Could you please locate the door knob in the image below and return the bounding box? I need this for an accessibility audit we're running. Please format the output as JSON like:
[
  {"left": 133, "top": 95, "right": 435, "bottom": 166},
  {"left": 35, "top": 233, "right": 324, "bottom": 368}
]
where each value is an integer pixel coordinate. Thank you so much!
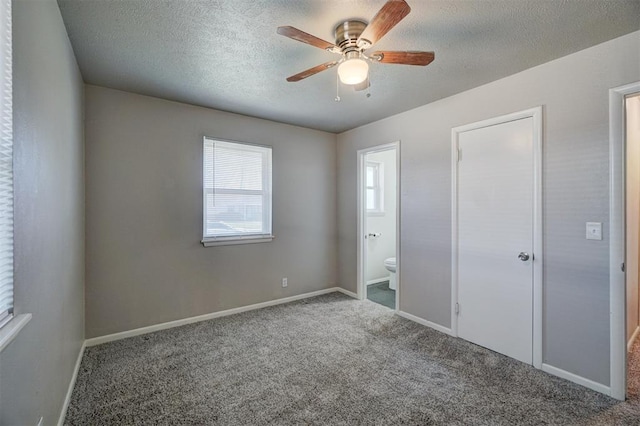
[{"left": 518, "top": 252, "right": 530, "bottom": 261}]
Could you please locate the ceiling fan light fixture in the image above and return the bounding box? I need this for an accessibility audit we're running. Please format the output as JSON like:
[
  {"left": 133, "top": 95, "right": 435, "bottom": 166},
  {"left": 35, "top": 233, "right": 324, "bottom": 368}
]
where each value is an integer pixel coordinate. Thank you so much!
[{"left": 337, "top": 57, "right": 369, "bottom": 85}]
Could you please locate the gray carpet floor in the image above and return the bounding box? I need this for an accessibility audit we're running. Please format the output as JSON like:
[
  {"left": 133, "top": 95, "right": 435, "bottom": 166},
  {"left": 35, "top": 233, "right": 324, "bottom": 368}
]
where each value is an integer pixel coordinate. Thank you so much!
[
  {"left": 366, "top": 281, "right": 395, "bottom": 309},
  {"left": 66, "top": 293, "right": 640, "bottom": 425}
]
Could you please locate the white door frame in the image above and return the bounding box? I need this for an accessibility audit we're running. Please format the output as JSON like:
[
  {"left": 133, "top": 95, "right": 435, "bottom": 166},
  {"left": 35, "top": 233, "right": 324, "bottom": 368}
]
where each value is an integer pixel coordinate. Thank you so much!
[
  {"left": 451, "top": 107, "right": 543, "bottom": 369},
  {"left": 357, "top": 141, "right": 401, "bottom": 310},
  {"left": 609, "top": 81, "right": 640, "bottom": 400}
]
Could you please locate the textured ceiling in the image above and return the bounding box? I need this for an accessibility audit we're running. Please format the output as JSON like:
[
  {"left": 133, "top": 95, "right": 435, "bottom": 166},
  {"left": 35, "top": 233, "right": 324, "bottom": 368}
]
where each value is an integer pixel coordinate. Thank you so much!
[{"left": 57, "top": 0, "right": 640, "bottom": 133}]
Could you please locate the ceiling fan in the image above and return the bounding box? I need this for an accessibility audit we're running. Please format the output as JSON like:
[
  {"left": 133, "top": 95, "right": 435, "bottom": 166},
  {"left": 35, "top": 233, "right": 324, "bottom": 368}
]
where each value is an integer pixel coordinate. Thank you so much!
[{"left": 277, "top": 0, "right": 434, "bottom": 90}]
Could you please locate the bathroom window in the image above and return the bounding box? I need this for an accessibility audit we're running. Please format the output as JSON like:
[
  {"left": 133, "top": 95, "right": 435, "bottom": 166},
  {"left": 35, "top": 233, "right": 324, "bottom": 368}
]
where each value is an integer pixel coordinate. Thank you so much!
[
  {"left": 202, "top": 138, "right": 273, "bottom": 247},
  {"left": 366, "top": 161, "right": 384, "bottom": 215}
]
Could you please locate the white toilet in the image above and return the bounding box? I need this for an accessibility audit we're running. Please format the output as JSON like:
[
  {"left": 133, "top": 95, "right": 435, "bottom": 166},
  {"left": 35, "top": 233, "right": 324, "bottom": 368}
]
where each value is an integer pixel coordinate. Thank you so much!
[{"left": 384, "top": 257, "right": 396, "bottom": 290}]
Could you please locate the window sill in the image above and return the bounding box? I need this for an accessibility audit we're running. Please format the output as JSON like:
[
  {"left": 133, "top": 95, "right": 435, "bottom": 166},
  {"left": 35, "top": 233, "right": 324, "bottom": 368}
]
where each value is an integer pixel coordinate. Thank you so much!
[
  {"left": 0, "top": 313, "right": 32, "bottom": 353},
  {"left": 201, "top": 235, "right": 275, "bottom": 247}
]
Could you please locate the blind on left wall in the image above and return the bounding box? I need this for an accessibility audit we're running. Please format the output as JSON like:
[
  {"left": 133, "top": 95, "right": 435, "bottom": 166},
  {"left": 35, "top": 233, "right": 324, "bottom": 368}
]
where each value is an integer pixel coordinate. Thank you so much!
[{"left": 0, "top": 0, "right": 14, "bottom": 328}]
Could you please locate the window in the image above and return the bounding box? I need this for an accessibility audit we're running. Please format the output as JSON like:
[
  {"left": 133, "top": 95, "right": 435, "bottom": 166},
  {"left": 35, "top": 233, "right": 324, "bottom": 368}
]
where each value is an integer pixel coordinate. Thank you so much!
[
  {"left": 202, "top": 138, "right": 273, "bottom": 247},
  {"left": 366, "top": 161, "right": 384, "bottom": 215},
  {"left": 0, "top": 0, "right": 14, "bottom": 329}
]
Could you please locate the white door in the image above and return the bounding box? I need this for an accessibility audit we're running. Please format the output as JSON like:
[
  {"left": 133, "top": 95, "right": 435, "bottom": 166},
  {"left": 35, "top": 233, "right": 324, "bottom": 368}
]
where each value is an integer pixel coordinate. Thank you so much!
[{"left": 457, "top": 117, "right": 534, "bottom": 364}]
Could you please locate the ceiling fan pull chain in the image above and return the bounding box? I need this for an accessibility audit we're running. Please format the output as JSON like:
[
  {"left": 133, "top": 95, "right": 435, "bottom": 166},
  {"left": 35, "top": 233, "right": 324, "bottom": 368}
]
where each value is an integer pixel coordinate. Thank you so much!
[{"left": 335, "top": 72, "right": 341, "bottom": 102}]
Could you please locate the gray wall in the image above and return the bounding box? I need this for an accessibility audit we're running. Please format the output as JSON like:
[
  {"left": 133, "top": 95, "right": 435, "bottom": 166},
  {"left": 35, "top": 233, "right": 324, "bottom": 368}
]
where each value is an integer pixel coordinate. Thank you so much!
[
  {"left": 0, "top": 0, "right": 85, "bottom": 424},
  {"left": 85, "top": 86, "right": 337, "bottom": 338},
  {"left": 337, "top": 31, "right": 640, "bottom": 386}
]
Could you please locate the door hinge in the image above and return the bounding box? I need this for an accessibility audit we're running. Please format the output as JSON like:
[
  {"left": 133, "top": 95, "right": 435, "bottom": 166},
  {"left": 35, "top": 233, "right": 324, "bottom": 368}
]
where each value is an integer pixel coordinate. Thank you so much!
[
  {"left": 455, "top": 302, "right": 460, "bottom": 315},
  {"left": 622, "top": 262, "right": 625, "bottom": 272},
  {"left": 457, "top": 148, "right": 462, "bottom": 162}
]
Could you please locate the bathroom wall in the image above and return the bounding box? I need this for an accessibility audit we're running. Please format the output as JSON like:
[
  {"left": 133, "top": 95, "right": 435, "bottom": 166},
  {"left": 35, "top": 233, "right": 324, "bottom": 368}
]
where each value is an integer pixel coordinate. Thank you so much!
[
  {"left": 627, "top": 94, "right": 640, "bottom": 343},
  {"left": 365, "top": 149, "right": 397, "bottom": 283},
  {"left": 337, "top": 31, "right": 640, "bottom": 387}
]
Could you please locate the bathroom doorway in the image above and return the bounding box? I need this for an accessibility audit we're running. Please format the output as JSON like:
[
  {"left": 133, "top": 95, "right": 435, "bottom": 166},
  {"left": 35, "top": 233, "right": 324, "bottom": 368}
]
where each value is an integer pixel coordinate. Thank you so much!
[
  {"left": 357, "top": 142, "right": 400, "bottom": 310},
  {"left": 624, "top": 92, "right": 640, "bottom": 400},
  {"left": 610, "top": 81, "right": 640, "bottom": 400}
]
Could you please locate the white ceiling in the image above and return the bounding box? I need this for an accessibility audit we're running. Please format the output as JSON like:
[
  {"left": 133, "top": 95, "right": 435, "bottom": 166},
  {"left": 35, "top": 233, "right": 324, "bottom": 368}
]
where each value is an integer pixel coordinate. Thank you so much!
[{"left": 57, "top": 0, "right": 640, "bottom": 133}]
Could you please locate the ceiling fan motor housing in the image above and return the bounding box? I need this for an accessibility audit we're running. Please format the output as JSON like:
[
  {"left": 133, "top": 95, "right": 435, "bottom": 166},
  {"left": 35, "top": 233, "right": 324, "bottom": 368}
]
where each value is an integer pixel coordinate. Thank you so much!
[{"left": 334, "top": 20, "right": 368, "bottom": 53}]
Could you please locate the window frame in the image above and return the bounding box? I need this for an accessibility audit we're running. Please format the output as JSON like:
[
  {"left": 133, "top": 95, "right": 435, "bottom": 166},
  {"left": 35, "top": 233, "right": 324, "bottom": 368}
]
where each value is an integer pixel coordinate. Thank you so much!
[
  {"left": 201, "top": 137, "right": 274, "bottom": 247},
  {"left": 0, "top": 0, "right": 30, "bottom": 353},
  {"left": 365, "top": 161, "right": 385, "bottom": 216},
  {"left": 0, "top": 0, "right": 13, "bottom": 329}
]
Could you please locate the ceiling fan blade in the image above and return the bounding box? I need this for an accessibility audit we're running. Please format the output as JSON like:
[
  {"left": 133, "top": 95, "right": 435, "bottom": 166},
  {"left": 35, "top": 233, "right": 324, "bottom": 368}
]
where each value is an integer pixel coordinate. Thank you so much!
[
  {"left": 357, "top": 0, "right": 411, "bottom": 49},
  {"left": 370, "top": 51, "right": 435, "bottom": 66},
  {"left": 277, "top": 26, "right": 338, "bottom": 51},
  {"left": 286, "top": 61, "right": 339, "bottom": 82}
]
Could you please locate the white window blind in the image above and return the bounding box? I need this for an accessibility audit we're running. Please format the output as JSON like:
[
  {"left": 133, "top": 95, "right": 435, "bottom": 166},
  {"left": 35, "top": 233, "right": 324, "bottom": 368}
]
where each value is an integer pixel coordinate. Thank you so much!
[
  {"left": 202, "top": 138, "right": 272, "bottom": 246},
  {"left": 0, "top": 0, "right": 14, "bottom": 328}
]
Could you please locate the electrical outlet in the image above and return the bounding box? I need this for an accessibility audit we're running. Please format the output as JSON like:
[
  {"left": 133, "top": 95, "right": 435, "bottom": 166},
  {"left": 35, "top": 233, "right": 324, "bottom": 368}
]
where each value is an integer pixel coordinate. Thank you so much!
[
  {"left": 586, "top": 222, "right": 602, "bottom": 240},
  {"left": 282, "top": 278, "right": 288, "bottom": 288}
]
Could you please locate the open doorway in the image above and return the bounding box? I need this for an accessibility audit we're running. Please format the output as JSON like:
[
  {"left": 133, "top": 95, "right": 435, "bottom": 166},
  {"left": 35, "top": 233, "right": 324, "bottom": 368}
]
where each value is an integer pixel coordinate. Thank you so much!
[
  {"left": 626, "top": 93, "right": 640, "bottom": 400},
  {"left": 610, "top": 81, "right": 640, "bottom": 400},
  {"left": 357, "top": 142, "right": 399, "bottom": 310}
]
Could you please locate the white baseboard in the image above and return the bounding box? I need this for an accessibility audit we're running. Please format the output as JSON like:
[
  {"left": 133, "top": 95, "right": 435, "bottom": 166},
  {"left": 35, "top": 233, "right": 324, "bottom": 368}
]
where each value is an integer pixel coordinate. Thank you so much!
[
  {"left": 397, "top": 309, "right": 611, "bottom": 396},
  {"left": 628, "top": 326, "right": 640, "bottom": 352},
  {"left": 366, "top": 277, "right": 389, "bottom": 286},
  {"left": 336, "top": 287, "right": 358, "bottom": 299},
  {"left": 58, "top": 340, "right": 86, "bottom": 426},
  {"left": 75, "top": 287, "right": 614, "bottom": 403},
  {"left": 85, "top": 287, "right": 341, "bottom": 347},
  {"left": 396, "top": 310, "right": 454, "bottom": 336},
  {"left": 541, "top": 363, "right": 611, "bottom": 395}
]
